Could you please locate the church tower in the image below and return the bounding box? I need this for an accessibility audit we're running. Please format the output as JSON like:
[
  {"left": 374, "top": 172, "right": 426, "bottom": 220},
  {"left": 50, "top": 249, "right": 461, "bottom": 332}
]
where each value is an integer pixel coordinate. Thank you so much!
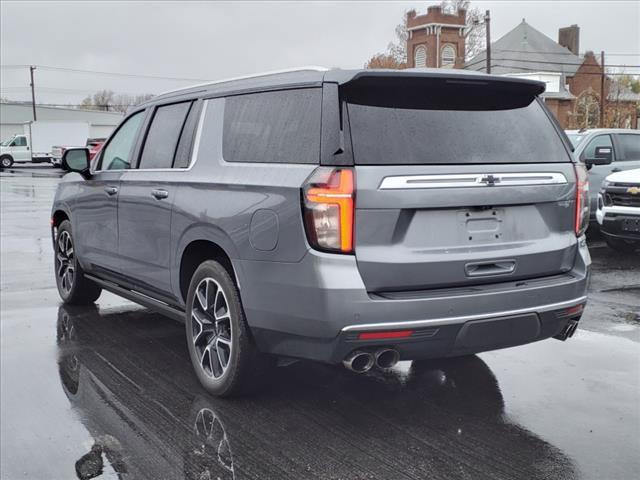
[{"left": 406, "top": 4, "right": 467, "bottom": 69}]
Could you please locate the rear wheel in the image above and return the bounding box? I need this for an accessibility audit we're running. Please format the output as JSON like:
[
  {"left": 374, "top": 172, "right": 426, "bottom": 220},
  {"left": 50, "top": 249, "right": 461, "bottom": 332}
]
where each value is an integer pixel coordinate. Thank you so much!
[
  {"left": 1, "top": 155, "right": 13, "bottom": 168},
  {"left": 605, "top": 237, "right": 639, "bottom": 252},
  {"left": 185, "top": 260, "right": 271, "bottom": 397},
  {"left": 54, "top": 220, "right": 102, "bottom": 304}
]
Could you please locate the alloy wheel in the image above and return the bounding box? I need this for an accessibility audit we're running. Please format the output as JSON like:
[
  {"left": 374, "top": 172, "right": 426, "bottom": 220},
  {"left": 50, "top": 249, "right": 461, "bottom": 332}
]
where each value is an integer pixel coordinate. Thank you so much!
[
  {"left": 56, "top": 230, "right": 75, "bottom": 294},
  {"left": 191, "top": 278, "right": 233, "bottom": 379}
]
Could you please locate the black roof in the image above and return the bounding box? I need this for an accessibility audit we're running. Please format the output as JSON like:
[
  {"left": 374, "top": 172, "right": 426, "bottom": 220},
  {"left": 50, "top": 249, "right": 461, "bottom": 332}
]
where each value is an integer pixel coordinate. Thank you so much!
[{"left": 139, "top": 67, "right": 546, "bottom": 109}]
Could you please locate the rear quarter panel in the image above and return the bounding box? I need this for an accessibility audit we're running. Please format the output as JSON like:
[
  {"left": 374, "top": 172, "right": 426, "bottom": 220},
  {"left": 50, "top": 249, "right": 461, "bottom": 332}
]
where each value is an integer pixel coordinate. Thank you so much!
[{"left": 169, "top": 98, "right": 316, "bottom": 303}]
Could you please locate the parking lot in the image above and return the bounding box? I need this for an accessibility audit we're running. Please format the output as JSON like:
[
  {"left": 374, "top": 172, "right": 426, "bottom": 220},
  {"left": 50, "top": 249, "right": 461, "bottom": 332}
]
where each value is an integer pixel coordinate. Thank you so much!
[{"left": 1, "top": 169, "right": 638, "bottom": 480}]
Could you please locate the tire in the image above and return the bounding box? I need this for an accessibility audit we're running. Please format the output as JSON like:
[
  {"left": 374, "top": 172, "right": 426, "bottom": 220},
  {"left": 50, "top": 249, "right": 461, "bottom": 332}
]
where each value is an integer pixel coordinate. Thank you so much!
[
  {"left": 605, "top": 237, "right": 639, "bottom": 252},
  {"left": 54, "top": 220, "right": 102, "bottom": 305},
  {"left": 1, "top": 155, "right": 13, "bottom": 169},
  {"left": 185, "top": 260, "right": 271, "bottom": 397}
]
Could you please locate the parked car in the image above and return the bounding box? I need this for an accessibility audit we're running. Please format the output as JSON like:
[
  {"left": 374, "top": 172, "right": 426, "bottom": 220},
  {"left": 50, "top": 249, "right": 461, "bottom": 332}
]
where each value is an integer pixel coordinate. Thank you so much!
[
  {"left": 0, "top": 121, "right": 89, "bottom": 168},
  {"left": 596, "top": 168, "right": 640, "bottom": 251},
  {"left": 566, "top": 129, "right": 640, "bottom": 222},
  {"left": 86, "top": 138, "right": 106, "bottom": 161},
  {"left": 52, "top": 68, "right": 591, "bottom": 396}
]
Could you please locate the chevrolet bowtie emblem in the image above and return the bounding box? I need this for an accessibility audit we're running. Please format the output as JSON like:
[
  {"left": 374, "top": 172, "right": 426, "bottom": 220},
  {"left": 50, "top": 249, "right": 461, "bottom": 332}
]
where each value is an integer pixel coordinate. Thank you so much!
[
  {"left": 480, "top": 174, "right": 500, "bottom": 186},
  {"left": 627, "top": 186, "right": 640, "bottom": 195}
]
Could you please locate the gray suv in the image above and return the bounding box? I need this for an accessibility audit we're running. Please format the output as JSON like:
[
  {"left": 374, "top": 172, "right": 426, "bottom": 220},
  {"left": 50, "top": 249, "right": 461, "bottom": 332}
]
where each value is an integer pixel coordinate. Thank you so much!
[{"left": 52, "top": 68, "right": 591, "bottom": 396}]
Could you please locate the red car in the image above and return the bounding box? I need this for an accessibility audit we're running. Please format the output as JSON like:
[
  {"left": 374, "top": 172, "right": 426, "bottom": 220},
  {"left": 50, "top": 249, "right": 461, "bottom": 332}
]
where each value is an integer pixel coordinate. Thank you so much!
[{"left": 87, "top": 139, "right": 104, "bottom": 161}]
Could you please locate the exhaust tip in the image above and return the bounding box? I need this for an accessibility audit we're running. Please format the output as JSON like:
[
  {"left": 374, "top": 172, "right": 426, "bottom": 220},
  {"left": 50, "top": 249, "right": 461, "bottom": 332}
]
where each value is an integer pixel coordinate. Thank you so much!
[
  {"left": 343, "top": 351, "right": 374, "bottom": 373},
  {"left": 374, "top": 348, "right": 400, "bottom": 369}
]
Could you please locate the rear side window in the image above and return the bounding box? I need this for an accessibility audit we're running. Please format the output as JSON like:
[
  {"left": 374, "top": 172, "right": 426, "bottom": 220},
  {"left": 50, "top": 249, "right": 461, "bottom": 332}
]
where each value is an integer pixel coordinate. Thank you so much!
[
  {"left": 139, "top": 102, "right": 192, "bottom": 169},
  {"left": 347, "top": 100, "right": 570, "bottom": 164},
  {"left": 616, "top": 134, "right": 640, "bottom": 161},
  {"left": 223, "top": 89, "right": 321, "bottom": 164}
]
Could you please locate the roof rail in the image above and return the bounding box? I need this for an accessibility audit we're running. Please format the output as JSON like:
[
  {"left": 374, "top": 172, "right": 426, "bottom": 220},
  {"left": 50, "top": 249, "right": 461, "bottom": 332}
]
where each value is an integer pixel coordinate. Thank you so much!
[{"left": 153, "top": 66, "right": 330, "bottom": 99}]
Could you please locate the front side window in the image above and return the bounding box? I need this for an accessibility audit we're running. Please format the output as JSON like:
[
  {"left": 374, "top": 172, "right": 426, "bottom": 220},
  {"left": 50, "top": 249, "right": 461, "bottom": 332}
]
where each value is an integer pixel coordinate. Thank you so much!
[
  {"left": 615, "top": 134, "right": 640, "bottom": 161},
  {"left": 100, "top": 111, "right": 144, "bottom": 170},
  {"left": 581, "top": 135, "right": 615, "bottom": 162},
  {"left": 139, "top": 102, "right": 192, "bottom": 169},
  {"left": 222, "top": 89, "right": 321, "bottom": 164},
  {"left": 13, "top": 136, "right": 27, "bottom": 147}
]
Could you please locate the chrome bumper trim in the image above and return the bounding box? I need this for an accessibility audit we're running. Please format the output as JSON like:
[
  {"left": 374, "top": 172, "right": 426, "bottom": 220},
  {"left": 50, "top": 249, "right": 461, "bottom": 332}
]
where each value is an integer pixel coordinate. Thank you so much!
[{"left": 341, "top": 295, "right": 588, "bottom": 332}]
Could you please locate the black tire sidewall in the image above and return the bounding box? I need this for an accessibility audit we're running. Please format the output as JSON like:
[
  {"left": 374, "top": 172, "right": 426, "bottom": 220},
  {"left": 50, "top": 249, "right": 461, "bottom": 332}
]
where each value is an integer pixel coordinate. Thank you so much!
[
  {"left": 54, "top": 220, "right": 101, "bottom": 304},
  {"left": 185, "top": 260, "right": 248, "bottom": 396}
]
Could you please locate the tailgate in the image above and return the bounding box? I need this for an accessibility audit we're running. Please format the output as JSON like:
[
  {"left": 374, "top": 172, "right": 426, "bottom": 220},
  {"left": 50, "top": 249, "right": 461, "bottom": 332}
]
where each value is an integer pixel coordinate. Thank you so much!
[
  {"left": 354, "top": 164, "right": 577, "bottom": 291},
  {"left": 339, "top": 72, "right": 577, "bottom": 292}
]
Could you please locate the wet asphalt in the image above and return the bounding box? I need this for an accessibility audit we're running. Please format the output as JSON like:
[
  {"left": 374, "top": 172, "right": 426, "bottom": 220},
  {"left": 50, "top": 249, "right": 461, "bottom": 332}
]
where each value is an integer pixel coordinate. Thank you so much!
[{"left": 1, "top": 169, "right": 639, "bottom": 480}]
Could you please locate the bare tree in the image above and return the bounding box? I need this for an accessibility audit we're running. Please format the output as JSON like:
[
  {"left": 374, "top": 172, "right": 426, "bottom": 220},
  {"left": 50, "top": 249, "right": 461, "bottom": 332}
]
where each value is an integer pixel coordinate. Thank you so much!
[
  {"left": 365, "top": 10, "right": 410, "bottom": 69},
  {"left": 79, "top": 90, "right": 154, "bottom": 112},
  {"left": 442, "top": 0, "right": 486, "bottom": 61}
]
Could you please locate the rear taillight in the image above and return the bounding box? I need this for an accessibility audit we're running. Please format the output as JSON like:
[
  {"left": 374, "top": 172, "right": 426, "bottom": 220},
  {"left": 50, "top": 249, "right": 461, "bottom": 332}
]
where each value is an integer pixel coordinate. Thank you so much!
[
  {"left": 574, "top": 163, "right": 589, "bottom": 237},
  {"left": 302, "top": 167, "right": 354, "bottom": 254}
]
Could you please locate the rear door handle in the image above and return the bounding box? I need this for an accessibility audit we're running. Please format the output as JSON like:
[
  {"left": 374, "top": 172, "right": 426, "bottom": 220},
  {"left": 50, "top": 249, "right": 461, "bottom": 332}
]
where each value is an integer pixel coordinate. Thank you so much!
[
  {"left": 151, "top": 189, "right": 169, "bottom": 200},
  {"left": 104, "top": 186, "right": 118, "bottom": 196}
]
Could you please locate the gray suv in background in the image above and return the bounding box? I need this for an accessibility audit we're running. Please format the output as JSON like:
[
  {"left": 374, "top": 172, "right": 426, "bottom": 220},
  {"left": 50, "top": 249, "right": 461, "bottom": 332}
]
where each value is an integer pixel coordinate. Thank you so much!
[{"left": 52, "top": 68, "right": 591, "bottom": 396}]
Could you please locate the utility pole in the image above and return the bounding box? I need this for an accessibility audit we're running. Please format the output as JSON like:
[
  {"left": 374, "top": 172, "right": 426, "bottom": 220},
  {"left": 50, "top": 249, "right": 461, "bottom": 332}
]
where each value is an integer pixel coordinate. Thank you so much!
[
  {"left": 29, "top": 65, "right": 37, "bottom": 121},
  {"left": 485, "top": 10, "right": 491, "bottom": 74},
  {"left": 600, "top": 51, "right": 605, "bottom": 128}
]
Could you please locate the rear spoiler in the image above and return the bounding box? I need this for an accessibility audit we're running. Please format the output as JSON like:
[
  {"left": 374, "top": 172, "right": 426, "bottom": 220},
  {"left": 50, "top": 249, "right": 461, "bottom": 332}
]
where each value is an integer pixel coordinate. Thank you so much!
[{"left": 326, "top": 70, "right": 546, "bottom": 111}]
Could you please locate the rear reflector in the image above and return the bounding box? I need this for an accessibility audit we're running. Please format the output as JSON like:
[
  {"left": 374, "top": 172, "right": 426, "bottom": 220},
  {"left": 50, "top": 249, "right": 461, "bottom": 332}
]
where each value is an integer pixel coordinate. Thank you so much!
[
  {"left": 564, "top": 304, "right": 584, "bottom": 317},
  {"left": 358, "top": 330, "right": 414, "bottom": 340}
]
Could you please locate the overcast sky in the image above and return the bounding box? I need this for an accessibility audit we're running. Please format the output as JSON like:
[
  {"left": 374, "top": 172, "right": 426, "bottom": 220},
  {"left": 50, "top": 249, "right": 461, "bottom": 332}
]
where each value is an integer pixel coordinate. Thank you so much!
[{"left": 1, "top": 1, "right": 639, "bottom": 105}]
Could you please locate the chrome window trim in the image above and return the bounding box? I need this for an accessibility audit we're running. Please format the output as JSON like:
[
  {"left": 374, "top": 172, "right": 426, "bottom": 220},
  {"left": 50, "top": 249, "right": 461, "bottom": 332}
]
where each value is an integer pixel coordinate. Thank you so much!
[
  {"left": 341, "top": 296, "right": 587, "bottom": 332},
  {"left": 94, "top": 100, "right": 208, "bottom": 173},
  {"left": 378, "top": 172, "right": 568, "bottom": 190}
]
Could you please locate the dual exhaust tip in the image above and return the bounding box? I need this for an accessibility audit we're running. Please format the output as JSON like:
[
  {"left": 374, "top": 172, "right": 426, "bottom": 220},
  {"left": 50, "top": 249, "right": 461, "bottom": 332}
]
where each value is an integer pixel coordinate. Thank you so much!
[{"left": 343, "top": 348, "right": 400, "bottom": 373}]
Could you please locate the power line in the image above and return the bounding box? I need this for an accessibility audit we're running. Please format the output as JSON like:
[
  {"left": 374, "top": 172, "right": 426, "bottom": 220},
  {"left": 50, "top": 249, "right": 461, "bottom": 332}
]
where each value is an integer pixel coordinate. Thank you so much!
[
  {"left": 492, "top": 49, "right": 640, "bottom": 57},
  {"left": 488, "top": 64, "right": 640, "bottom": 76},
  {"left": 0, "top": 64, "right": 209, "bottom": 82},
  {"left": 465, "top": 56, "right": 640, "bottom": 70}
]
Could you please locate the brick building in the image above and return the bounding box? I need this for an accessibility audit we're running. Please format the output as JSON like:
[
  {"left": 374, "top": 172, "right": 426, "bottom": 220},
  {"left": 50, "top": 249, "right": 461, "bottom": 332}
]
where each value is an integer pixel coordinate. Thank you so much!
[
  {"left": 406, "top": 5, "right": 467, "bottom": 69},
  {"left": 405, "top": 5, "right": 639, "bottom": 129}
]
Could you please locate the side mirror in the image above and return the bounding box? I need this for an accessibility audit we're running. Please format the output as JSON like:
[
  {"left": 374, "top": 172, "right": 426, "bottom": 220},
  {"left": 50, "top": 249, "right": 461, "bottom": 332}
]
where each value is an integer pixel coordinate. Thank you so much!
[
  {"left": 584, "top": 146, "right": 613, "bottom": 167},
  {"left": 62, "top": 148, "right": 91, "bottom": 175}
]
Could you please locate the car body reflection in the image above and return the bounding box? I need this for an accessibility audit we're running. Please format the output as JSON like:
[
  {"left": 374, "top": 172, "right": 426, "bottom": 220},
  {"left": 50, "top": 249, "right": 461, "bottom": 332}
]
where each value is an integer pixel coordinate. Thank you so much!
[{"left": 56, "top": 305, "right": 577, "bottom": 480}]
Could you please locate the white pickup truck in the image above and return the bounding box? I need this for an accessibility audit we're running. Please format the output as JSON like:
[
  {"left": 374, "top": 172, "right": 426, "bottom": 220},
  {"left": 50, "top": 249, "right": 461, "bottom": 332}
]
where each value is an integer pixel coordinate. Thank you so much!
[
  {"left": 596, "top": 168, "right": 640, "bottom": 252},
  {"left": 0, "top": 121, "right": 89, "bottom": 168}
]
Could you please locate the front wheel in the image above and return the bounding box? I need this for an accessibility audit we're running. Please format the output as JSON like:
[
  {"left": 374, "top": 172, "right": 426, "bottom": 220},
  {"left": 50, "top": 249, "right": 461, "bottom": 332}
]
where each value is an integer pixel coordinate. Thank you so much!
[
  {"left": 185, "top": 260, "right": 271, "bottom": 397},
  {"left": 54, "top": 220, "right": 102, "bottom": 304},
  {"left": 1, "top": 155, "right": 13, "bottom": 169}
]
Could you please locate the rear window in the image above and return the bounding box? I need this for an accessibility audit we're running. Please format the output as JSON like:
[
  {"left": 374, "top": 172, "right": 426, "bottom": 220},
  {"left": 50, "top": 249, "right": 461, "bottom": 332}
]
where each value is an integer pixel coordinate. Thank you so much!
[
  {"left": 347, "top": 100, "right": 570, "bottom": 165},
  {"left": 223, "top": 88, "right": 321, "bottom": 164}
]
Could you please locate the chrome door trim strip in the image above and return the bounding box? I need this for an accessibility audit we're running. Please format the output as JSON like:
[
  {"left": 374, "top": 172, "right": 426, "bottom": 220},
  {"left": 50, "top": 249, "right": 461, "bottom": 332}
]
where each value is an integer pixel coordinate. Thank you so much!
[
  {"left": 378, "top": 172, "right": 568, "bottom": 190},
  {"left": 341, "top": 296, "right": 587, "bottom": 332}
]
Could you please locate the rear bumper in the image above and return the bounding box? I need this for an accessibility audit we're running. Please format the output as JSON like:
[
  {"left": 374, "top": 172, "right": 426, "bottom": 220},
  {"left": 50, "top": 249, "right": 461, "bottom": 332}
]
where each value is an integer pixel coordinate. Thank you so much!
[{"left": 235, "top": 239, "right": 591, "bottom": 364}]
